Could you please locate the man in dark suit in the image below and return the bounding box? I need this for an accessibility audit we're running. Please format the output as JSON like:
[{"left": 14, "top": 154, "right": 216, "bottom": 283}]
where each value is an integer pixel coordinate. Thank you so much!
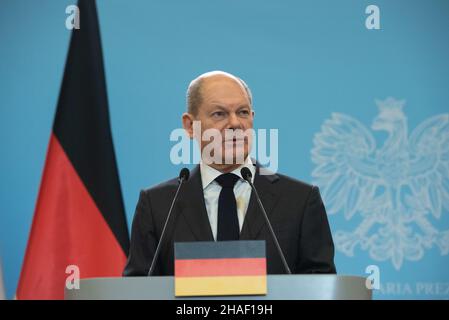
[{"left": 123, "top": 71, "right": 336, "bottom": 276}]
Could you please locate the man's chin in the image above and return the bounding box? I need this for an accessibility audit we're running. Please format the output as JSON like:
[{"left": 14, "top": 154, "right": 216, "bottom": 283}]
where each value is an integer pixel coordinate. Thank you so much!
[
  {"left": 221, "top": 153, "right": 248, "bottom": 166},
  {"left": 201, "top": 155, "right": 248, "bottom": 166},
  {"left": 200, "top": 143, "right": 249, "bottom": 166}
]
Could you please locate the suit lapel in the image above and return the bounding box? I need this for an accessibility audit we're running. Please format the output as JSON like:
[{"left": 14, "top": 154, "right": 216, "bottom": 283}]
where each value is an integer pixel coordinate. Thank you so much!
[
  {"left": 177, "top": 163, "right": 280, "bottom": 241},
  {"left": 240, "top": 164, "right": 280, "bottom": 240},
  {"left": 178, "top": 165, "right": 214, "bottom": 241}
]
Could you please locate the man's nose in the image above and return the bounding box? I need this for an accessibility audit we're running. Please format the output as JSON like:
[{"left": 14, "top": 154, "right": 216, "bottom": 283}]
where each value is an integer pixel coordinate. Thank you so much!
[{"left": 227, "top": 112, "right": 242, "bottom": 129}]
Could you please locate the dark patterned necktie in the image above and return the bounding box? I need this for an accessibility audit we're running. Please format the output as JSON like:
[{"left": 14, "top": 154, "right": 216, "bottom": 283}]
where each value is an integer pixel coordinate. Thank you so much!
[{"left": 215, "top": 173, "right": 240, "bottom": 241}]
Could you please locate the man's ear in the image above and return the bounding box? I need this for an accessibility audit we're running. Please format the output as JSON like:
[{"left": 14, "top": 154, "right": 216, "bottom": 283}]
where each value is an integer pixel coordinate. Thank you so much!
[{"left": 182, "top": 112, "right": 194, "bottom": 138}]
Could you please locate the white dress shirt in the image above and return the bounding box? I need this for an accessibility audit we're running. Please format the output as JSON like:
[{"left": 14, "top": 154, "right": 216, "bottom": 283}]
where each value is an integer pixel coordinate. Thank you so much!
[{"left": 200, "top": 157, "right": 256, "bottom": 241}]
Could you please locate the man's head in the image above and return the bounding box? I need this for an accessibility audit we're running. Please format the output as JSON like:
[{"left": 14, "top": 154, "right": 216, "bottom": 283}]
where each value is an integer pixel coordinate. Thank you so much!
[{"left": 182, "top": 71, "right": 254, "bottom": 172}]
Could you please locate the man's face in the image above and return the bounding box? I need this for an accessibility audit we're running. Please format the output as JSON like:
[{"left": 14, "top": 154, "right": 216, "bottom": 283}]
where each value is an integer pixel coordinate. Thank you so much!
[{"left": 186, "top": 75, "right": 254, "bottom": 168}]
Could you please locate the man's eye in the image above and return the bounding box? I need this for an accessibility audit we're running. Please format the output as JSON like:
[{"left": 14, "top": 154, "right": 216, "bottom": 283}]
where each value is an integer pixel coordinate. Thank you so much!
[
  {"left": 212, "top": 111, "right": 226, "bottom": 118},
  {"left": 239, "top": 110, "right": 250, "bottom": 116}
]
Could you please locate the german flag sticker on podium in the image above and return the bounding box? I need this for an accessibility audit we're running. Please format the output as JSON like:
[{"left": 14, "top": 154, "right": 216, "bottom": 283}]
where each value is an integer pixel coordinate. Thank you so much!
[{"left": 174, "top": 240, "right": 267, "bottom": 297}]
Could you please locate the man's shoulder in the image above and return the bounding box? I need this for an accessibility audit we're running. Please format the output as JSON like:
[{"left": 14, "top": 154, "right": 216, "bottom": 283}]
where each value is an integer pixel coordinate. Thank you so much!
[
  {"left": 277, "top": 172, "right": 313, "bottom": 187},
  {"left": 140, "top": 177, "right": 179, "bottom": 198},
  {"left": 260, "top": 169, "right": 316, "bottom": 195},
  {"left": 140, "top": 168, "right": 317, "bottom": 197}
]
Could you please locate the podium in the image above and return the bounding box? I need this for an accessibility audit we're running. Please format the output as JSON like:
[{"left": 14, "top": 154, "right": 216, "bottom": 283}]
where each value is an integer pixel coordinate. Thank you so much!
[{"left": 65, "top": 275, "right": 372, "bottom": 300}]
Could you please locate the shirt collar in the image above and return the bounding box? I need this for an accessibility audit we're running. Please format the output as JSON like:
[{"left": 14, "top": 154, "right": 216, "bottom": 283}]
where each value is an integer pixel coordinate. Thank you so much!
[{"left": 200, "top": 157, "right": 256, "bottom": 190}]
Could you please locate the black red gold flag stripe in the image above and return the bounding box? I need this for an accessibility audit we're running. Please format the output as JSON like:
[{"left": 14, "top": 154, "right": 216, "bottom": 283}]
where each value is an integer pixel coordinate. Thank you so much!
[
  {"left": 16, "top": 0, "right": 129, "bottom": 299},
  {"left": 175, "top": 241, "right": 267, "bottom": 297}
]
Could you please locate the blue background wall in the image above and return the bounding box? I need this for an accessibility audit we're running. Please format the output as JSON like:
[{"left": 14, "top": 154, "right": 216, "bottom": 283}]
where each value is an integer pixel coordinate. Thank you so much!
[{"left": 1, "top": 0, "right": 448, "bottom": 299}]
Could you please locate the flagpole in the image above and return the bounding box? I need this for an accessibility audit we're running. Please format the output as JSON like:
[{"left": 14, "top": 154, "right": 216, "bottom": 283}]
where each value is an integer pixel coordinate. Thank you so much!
[{"left": 0, "top": 256, "right": 6, "bottom": 300}]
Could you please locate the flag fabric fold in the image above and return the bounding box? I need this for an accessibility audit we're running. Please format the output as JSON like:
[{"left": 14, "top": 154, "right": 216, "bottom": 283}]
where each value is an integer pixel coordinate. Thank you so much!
[{"left": 17, "top": 0, "right": 129, "bottom": 300}]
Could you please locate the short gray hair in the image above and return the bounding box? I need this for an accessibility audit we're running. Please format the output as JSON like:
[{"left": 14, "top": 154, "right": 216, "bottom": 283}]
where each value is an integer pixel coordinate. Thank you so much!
[{"left": 186, "top": 71, "right": 253, "bottom": 116}]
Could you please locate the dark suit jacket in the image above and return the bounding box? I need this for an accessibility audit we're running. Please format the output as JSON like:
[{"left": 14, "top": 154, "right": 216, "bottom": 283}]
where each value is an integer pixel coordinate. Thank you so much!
[{"left": 123, "top": 163, "right": 336, "bottom": 276}]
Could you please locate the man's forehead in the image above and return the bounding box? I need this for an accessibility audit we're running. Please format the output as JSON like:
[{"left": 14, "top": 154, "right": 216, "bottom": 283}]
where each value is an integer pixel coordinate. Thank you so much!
[
  {"left": 202, "top": 74, "right": 242, "bottom": 88},
  {"left": 201, "top": 75, "right": 248, "bottom": 99}
]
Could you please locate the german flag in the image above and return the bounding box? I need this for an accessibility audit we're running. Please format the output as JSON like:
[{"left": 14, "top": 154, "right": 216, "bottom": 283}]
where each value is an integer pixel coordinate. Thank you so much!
[
  {"left": 175, "top": 241, "right": 267, "bottom": 297},
  {"left": 16, "top": 0, "right": 129, "bottom": 299}
]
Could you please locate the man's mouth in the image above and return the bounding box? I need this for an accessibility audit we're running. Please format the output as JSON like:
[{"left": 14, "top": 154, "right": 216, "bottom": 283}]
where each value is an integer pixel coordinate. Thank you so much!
[{"left": 224, "top": 138, "right": 245, "bottom": 143}]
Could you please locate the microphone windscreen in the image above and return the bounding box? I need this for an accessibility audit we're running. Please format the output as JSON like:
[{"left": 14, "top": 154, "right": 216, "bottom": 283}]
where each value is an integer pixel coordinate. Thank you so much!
[
  {"left": 179, "top": 168, "right": 190, "bottom": 182},
  {"left": 240, "top": 167, "right": 252, "bottom": 181}
]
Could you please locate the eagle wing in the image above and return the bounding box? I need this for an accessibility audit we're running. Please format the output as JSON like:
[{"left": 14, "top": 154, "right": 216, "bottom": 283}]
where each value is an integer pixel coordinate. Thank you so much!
[{"left": 312, "top": 113, "right": 382, "bottom": 219}]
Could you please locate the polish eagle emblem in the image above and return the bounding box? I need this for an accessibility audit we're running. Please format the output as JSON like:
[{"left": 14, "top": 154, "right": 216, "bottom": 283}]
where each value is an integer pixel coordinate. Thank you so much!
[{"left": 311, "top": 98, "right": 449, "bottom": 269}]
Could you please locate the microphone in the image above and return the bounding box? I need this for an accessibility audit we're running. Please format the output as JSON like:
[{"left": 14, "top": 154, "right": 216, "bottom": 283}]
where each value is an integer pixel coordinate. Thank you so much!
[
  {"left": 240, "top": 167, "right": 292, "bottom": 274},
  {"left": 147, "top": 168, "right": 190, "bottom": 276}
]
